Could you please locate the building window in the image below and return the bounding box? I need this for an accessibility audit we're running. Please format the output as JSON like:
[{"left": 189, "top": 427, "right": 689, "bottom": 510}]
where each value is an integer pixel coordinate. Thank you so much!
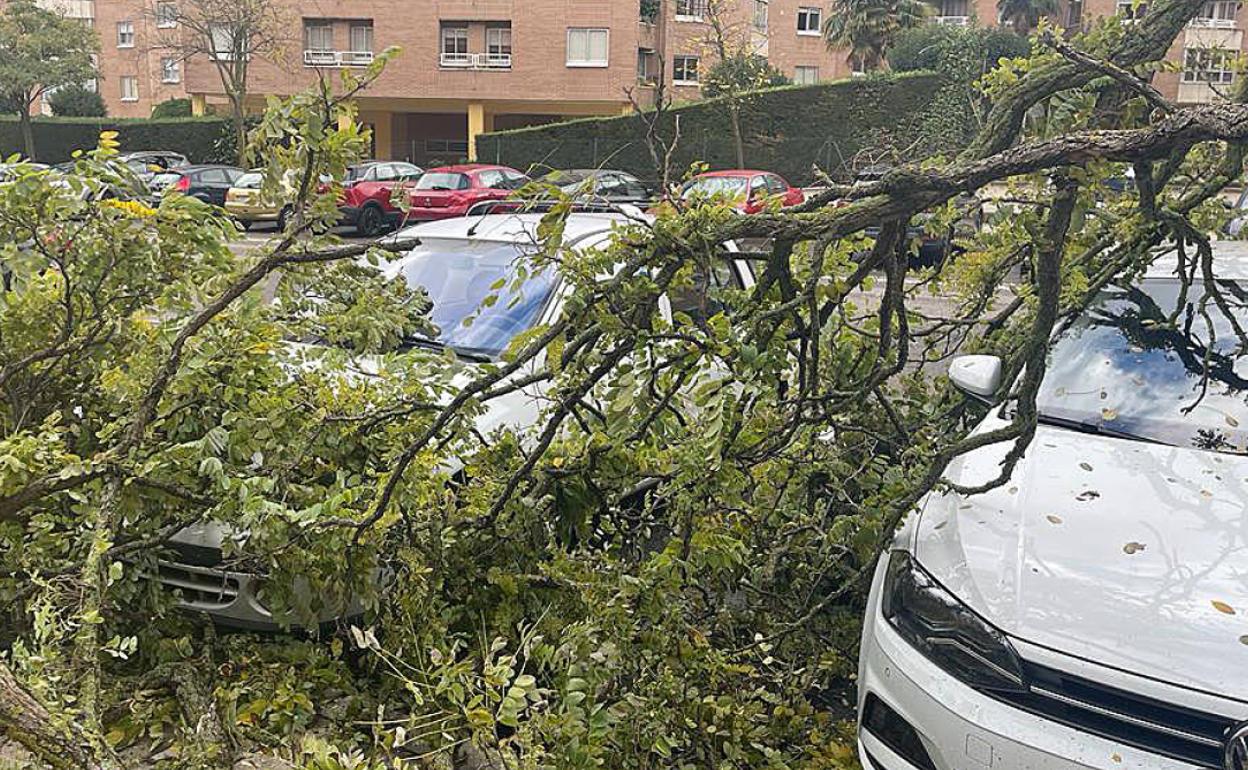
[
  {"left": 676, "top": 0, "right": 709, "bottom": 19},
  {"left": 753, "top": 0, "right": 768, "bottom": 31},
  {"left": 486, "top": 25, "right": 511, "bottom": 63},
  {"left": 120, "top": 75, "right": 138, "bottom": 101},
  {"left": 1115, "top": 0, "right": 1148, "bottom": 19},
  {"left": 1182, "top": 46, "right": 1236, "bottom": 83},
  {"left": 210, "top": 24, "right": 247, "bottom": 60},
  {"left": 116, "top": 20, "right": 134, "bottom": 48},
  {"left": 673, "top": 54, "right": 698, "bottom": 84},
  {"left": 155, "top": 2, "right": 177, "bottom": 28},
  {"left": 304, "top": 21, "right": 333, "bottom": 52},
  {"left": 850, "top": 54, "right": 866, "bottom": 75},
  {"left": 161, "top": 57, "right": 180, "bottom": 83},
  {"left": 796, "top": 6, "right": 822, "bottom": 34},
  {"left": 567, "top": 28, "right": 609, "bottom": 67},
  {"left": 794, "top": 65, "right": 818, "bottom": 84},
  {"left": 1191, "top": 0, "right": 1239, "bottom": 26},
  {"left": 935, "top": 0, "right": 970, "bottom": 22},
  {"left": 349, "top": 23, "right": 373, "bottom": 53},
  {"left": 441, "top": 25, "right": 469, "bottom": 64},
  {"left": 637, "top": 48, "right": 656, "bottom": 83}
]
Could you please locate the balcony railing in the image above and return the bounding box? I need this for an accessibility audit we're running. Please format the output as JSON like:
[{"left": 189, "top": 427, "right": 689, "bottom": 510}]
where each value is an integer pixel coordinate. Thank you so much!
[
  {"left": 934, "top": 14, "right": 970, "bottom": 24},
  {"left": 303, "top": 50, "right": 375, "bottom": 67},
  {"left": 439, "top": 52, "right": 512, "bottom": 69}
]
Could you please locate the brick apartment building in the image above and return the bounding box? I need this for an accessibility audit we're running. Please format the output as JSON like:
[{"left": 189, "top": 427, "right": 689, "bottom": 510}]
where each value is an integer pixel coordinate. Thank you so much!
[{"left": 26, "top": 0, "right": 1248, "bottom": 163}]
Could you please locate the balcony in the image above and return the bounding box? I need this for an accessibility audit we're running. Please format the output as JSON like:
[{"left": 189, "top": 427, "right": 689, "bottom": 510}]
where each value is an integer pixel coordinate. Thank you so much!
[
  {"left": 439, "top": 52, "right": 512, "bottom": 69},
  {"left": 303, "top": 50, "right": 375, "bottom": 67}
]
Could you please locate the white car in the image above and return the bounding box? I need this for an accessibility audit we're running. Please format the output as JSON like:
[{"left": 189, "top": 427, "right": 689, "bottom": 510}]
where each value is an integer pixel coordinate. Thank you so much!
[
  {"left": 158, "top": 212, "right": 757, "bottom": 628},
  {"left": 858, "top": 243, "right": 1248, "bottom": 769}
]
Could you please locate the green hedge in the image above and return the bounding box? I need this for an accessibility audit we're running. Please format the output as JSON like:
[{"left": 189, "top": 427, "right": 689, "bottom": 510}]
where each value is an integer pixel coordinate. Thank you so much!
[
  {"left": 476, "top": 72, "right": 967, "bottom": 186},
  {"left": 0, "top": 116, "right": 234, "bottom": 164}
]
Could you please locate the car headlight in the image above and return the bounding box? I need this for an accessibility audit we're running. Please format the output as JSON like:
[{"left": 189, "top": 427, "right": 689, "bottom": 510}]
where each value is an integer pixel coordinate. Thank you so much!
[{"left": 881, "top": 550, "right": 1027, "bottom": 694}]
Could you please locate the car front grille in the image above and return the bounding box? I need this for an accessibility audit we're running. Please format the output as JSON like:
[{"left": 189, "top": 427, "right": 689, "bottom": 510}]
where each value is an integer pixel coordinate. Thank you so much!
[
  {"left": 155, "top": 561, "right": 241, "bottom": 609},
  {"left": 993, "top": 660, "right": 1237, "bottom": 768}
]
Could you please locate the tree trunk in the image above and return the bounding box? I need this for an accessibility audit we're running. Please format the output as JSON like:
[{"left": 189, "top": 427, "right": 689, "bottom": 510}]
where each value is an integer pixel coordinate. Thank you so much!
[
  {"left": 0, "top": 661, "right": 101, "bottom": 769},
  {"left": 19, "top": 107, "right": 36, "bottom": 161},
  {"left": 230, "top": 98, "right": 247, "bottom": 167},
  {"left": 728, "top": 101, "right": 745, "bottom": 168}
]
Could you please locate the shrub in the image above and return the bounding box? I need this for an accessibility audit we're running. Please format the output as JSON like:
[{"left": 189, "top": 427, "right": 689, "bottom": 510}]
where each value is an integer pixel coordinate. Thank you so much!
[
  {"left": 888, "top": 24, "right": 1030, "bottom": 77},
  {"left": 48, "top": 84, "right": 107, "bottom": 118},
  {"left": 0, "top": 116, "right": 234, "bottom": 163},
  {"left": 702, "top": 54, "right": 791, "bottom": 99},
  {"left": 151, "top": 98, "right": 193, "bottom": 118}
]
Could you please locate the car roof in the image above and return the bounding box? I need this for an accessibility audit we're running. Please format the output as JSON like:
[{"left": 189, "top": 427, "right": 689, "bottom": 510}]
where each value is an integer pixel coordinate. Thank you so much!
[
  {"left": 1144, "top": 241, "right": 1248, "bottom": 280},
  {"left": 699, "top": 169, "right": 777, "bottom": 178},
  {"left": 394, "top": 212, "right": 643, "bottom": 246},
  {"left": 162, "top": 164, "right": 236, "bottom": 173},
  {"left": 427, "top": 164, "right": 513, "bottom": 173}
]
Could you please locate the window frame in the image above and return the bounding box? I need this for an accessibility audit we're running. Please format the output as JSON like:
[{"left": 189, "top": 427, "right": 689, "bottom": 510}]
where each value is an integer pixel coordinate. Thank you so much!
[
  {"left": 441, "top": 24, "right": 469, "bottom": 61},
  {"left": 673, "top": 54, "right": 699, "bottom": 84},
  {"left": 675, "top": 0, "right": 708, "bottom": 20},
  {"left": 303, "top": 21, "right": 334, "bottom": 53},
  {"left": 1182, "top": 46, "right": 1237, "bottom": 83},
  {"left": 349, "top": 22, "right": 374, "bottom": 53},
  {"left": 753, "top": 0, "right": 768, "bottom": 31},
  {"left": 1190, "top": 0, "right": 1239, "bottom": 27},
  {"left": 486, "top": 25, "right": 512, "bottom": 61},
  {"left": 155, "top": 2, "right": 177, "bottom": 28},
  {"left": 160, "top": 57, "right": 180, "bottom": 83},
  {"left": 796, "top": 6, "right": 822, "bottom": 34},
  {"left": 119, "top": 75, "right": 139, "bottom": 102},
  {"left": 794, "top": 65, "right": 819, "bottom": 85},
  {"left": 116, "top": 20, "right": 135, "bottom": 48},
  {"left": 566, "top": 27, "right": 609, "bottom": 67}
]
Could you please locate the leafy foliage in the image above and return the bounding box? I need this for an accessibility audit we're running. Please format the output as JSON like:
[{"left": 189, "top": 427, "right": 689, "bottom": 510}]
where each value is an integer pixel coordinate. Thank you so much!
[
  {"left": 0, "top": 2, "right": 1244, "bottom": 768},
  {"left": 702, "top": 54, "right": 791, "bottom": 99},
  {"left": 0, "top": 0, "right": 98, "bottom": 158},
  {"left": 48, "top": 85, "right": 107, "bottom": 118},
  {"left": 822, "top": 0, "right": 930, "bottom": 71},
  {"left": 889, "top": 24, "right": 1031, "bottom": 75},
  {"left": 150, "top": 98, "right": 194, "bottom": 119}
]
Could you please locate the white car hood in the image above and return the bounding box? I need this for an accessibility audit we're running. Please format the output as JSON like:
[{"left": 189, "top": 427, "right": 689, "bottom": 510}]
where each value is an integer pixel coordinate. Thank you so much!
[{"left": 915, "top": 414, "right": 1248, "bottom": 696}]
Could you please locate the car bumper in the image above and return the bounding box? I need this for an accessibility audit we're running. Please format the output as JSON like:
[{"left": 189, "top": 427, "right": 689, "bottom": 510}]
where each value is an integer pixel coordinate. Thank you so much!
[
  {"left": 225, "top": 202, "right": 280, "bottom": 221},
  {"left": 857, "top": 554, "right": 1201, "bottom": 770},
  {"left": 407, "top": 206, "right": 468, "bottom": 221},
  {"left": 337, "top": 205, "right": 362, "bottom": 226}
]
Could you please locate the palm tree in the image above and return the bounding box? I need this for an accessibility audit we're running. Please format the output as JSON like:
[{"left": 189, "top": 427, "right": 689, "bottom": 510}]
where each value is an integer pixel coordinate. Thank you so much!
[
  {"left": 823, "top": 0, "right": 931, "bottom": 73},
  {"left": 997, "top": 0, "right": 1059, "bottom": 35}
]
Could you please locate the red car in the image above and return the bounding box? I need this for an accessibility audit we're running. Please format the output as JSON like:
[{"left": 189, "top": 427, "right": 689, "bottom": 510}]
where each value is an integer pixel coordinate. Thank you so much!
[
  {"left": 337, "top": 160, "right": 424, "bottom": 235},
  {"left": 407, "top": 164, "right": 529, "bottom": 221},
  {"left": 681, "top": 170, "right": 805, "bottom": 214}
]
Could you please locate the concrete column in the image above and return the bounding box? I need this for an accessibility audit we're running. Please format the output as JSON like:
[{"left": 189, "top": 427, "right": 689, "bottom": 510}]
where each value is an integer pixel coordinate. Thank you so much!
[
  {"left": 337, "top": 112, "right": 354, "bottom": 131},
  {"left": 467, "top": 102, "right": 493, "bottom": 162},
  {"left": 190, "top": 93, "right": 206, "bottom": 117},
  {"left": 361, "top": 112, "right": 393, "bottom": 159}
]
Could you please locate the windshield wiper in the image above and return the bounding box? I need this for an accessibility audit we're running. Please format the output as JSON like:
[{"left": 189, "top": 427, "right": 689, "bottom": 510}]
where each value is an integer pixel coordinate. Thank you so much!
[
  {"left": 400, "top": 336, "right": 494, "bottom": 363},
  {"left": 1036, "top": 413, "right": 1166, "bottom": 445}
]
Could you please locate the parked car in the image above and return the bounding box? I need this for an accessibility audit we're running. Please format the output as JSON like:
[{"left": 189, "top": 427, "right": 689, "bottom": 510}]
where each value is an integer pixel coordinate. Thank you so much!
[
  {"left": 148, "top": 164, "right": 246, "bottom": 207},
  {"left": 153, "top": 211, "right": 757, "bottom": 628},
  {"left": 853, "top": 165, "right": 980, "bottom": 268},
  {"left": 0, "top": 162, "right": 50, "bottom": 183},
  {"left": 857, "top": 241, "right": 1248, "bottom": 770},
  {"left": 1225, "top": 186, "right": 1248, "bottom": 237},
  {"left": 225, "top": 169, "right": 297, "bottom": 230},
  {"left": 120, "top": 151, "right": 189, "bottom": 183},
  {"left": 336, "top": 160, "right": 424, "bottom": 236},
  {"left": 406, "top": 164, "right": 529, "bottom": 222},
  {"left": 681, "top": 170, "right": 805, "bottom": 213},
  {"left": 539, "top": 169, "right": 656, "bottom": 206}
]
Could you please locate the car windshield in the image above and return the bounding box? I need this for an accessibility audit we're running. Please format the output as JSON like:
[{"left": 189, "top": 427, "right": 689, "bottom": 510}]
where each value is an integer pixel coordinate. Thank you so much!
[
  {"left": 344, "top": 165, "right": 372, "bottom": 182},
  {"left": 397, "top": 241, "right": 555, "bottom": 359},
  {"left": 416, "top": 173, "right": 469, "bottom": 191},
  {"left": 683, "top": 176, "right": 747, "bottom": 199},
  {"left": 234, "top": 172, "right": 262, "bottom": 189},
  {"left": 1037, "top": 277, "right": 1248, "bottom": 454}
]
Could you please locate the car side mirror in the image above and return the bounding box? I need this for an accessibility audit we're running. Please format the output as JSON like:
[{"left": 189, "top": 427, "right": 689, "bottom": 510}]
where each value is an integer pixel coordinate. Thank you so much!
[{"left": 948, "top": 354, "right": 1003, "bottom": 399}]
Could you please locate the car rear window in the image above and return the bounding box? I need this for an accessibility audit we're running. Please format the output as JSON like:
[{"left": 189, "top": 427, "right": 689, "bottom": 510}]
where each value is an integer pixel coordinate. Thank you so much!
[
  {"left": 150, "top": 172, "right": 184, "bottom": 187},
  {"left": 416, "top": 173, "right": 470, "bottom": 191},
  {"left": 234, "top": 172, "right": 263, "bottom": 188}
]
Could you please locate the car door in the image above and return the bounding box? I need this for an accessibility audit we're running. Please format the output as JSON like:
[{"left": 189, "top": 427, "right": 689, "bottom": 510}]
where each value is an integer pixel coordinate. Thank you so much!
[
  {"left": 768, "top": 174, "right": 803, "bottom": 206},
  {"left": 744, "top": 175, "right": 768, "bottom": 214},
  {"left": 196, "top": 168, "right": 230, "bottom": 205},
  {"left": 475, "top": 169, "right": 510, "bottom": 202}
]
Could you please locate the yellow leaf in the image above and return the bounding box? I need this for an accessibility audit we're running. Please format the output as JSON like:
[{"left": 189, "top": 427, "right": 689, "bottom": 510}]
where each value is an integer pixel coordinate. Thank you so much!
[{"left": 1212, "top": 600, "right": 1236, "bottom": 615}]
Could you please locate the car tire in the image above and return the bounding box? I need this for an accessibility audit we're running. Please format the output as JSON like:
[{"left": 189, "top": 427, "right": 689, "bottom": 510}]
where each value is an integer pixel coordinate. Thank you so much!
[
  {"left": 238, "top": 220, "right": 253, "bottom": 232},
  {"left": 356, "top": 204, "right": 384, "bottom": 237},
  {"left": 276, "top": 205, "right": 292, "bottom": 232}
]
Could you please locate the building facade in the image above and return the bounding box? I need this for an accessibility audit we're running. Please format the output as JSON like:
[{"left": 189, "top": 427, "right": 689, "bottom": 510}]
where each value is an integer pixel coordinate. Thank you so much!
[{"left": 26, "top": 0, "right": 1248, "bottom": 158}]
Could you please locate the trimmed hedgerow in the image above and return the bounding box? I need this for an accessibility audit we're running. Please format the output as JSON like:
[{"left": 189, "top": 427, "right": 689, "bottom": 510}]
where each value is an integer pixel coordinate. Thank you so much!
[
  {"left": 475, "top": 71, "right": 967, "bottom": 185},
  {"left": 0, "top": 115, "right": 234, "bottom": 163}
]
